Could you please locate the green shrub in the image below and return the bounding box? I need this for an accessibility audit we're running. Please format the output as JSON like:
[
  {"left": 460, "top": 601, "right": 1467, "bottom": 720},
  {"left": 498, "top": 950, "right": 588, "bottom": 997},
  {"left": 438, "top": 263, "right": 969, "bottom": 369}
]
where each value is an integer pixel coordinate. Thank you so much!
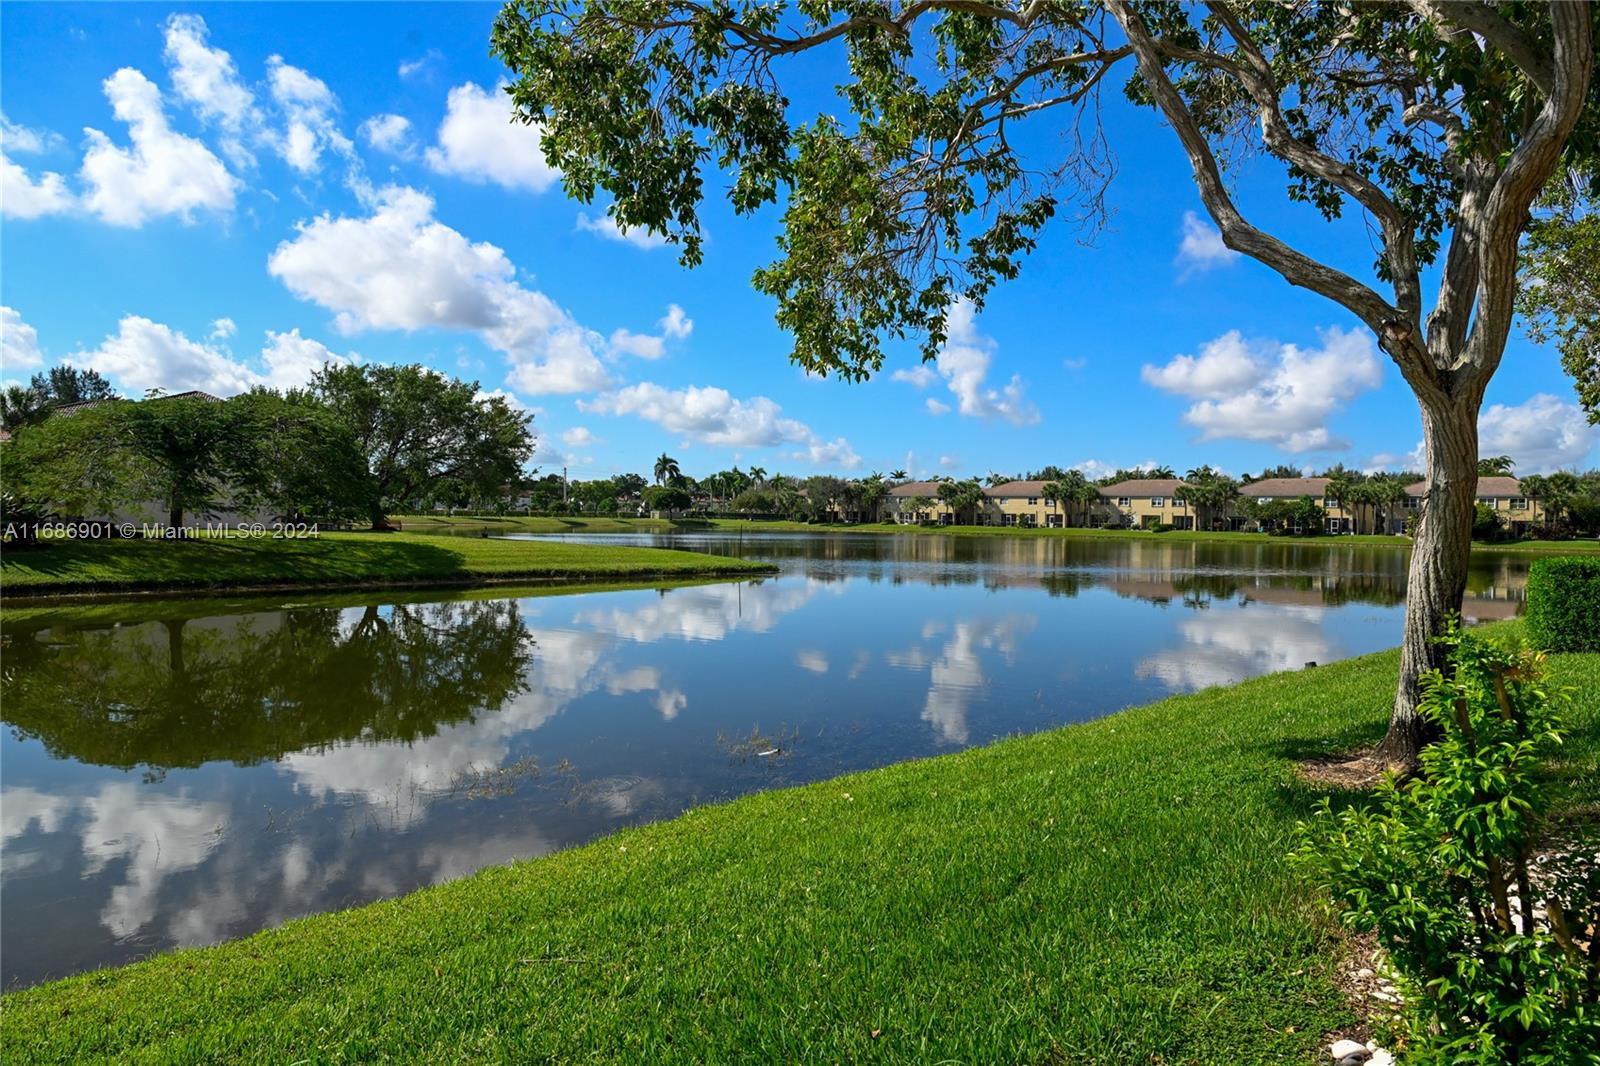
[
  {"left": 1293, "top": 624, "right": 1598, "bottom": 1064},
  {"left": 1525, "top": 556, "right": 1600, "bottom": 652}
]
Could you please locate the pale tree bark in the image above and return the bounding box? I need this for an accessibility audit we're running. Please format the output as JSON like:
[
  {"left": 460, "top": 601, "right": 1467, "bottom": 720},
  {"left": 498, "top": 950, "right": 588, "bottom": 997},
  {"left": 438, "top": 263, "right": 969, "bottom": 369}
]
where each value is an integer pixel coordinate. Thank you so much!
[{"left": 1108, "top": 0, "right": 1593, "bottom": 767}]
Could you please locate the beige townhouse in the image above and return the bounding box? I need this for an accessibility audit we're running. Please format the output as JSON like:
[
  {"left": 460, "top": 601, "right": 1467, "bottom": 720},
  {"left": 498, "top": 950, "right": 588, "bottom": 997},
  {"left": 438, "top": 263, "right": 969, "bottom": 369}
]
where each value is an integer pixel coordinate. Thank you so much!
[
  {"left": 1392, "top": 475, "right": 1544, "bottom": 535},
  {"left": 1095, "top": 479, "right": 1194, "bottom": 529},
  {"left": 1235, "top": 476, "right": 1360, "bottom": 533},
  {"left": 885, "top": 480, "right": 954, "bottom": 524},
  {"left": 981, "top": 481, "right": 1065, "bottom": 527}
]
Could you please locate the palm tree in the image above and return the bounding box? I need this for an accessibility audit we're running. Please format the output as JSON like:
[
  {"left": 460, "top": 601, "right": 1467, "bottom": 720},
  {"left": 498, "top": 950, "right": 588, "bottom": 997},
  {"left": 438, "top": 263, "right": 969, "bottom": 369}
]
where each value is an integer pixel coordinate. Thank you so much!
[
  {"left": 2, "top": 385, "right": 48, "bottom": 433},
  {"left": 653, "top": 453, "right": 681, "bottom": 486},
  {"left": 1478, "top": 455, "right": 1515, "bottom": 476},
  {"left": 857, "top": 473, "right": 888, "bottom": 522},
  {"left": 1043, "top": 470, "right": 1091, "bottom": 527},
  {"left": 1148, "top": 465, "right": 1176, "bottom": 479},
  {"left": 1368, "top": 475, "right": 1410, "bottom": 535},
  {"left": 748, "top": 465, "right": 766, "bottom": 485},
  {"left": 889, "top": 468, "right": 908, "bottom": 482}
]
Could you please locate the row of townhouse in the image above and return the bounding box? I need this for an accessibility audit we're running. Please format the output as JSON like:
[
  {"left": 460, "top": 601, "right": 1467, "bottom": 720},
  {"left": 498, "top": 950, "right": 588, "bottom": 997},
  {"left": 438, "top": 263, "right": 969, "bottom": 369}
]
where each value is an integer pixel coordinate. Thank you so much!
[{"left": 885, "top": 476, "right": 1546, "bottom": 534}]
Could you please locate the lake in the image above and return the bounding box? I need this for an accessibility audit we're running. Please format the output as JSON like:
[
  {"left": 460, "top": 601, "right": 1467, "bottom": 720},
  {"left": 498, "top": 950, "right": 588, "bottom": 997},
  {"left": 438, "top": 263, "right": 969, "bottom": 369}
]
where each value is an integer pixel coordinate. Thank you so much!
[{"left": 0, "top": 532, "right": 1532, "bottom": 987}]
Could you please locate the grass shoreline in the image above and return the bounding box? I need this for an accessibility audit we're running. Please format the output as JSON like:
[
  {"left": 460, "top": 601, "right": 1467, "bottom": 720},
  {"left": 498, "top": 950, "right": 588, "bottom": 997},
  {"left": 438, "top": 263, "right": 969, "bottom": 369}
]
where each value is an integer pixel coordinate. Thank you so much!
[
  {"left": 0, "top": 532, "right": 773, "bottom": 600},
  {"left": 5, "top": 622, "right": 1594, "bottom": 1062}
]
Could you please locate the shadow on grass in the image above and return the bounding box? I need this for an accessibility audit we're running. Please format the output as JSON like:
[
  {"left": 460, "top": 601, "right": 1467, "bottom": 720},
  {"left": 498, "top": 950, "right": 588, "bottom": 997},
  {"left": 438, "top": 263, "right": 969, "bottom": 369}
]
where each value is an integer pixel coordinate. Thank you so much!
[{"left": 2, "top": 536, "right": 469, "bottom": 591}]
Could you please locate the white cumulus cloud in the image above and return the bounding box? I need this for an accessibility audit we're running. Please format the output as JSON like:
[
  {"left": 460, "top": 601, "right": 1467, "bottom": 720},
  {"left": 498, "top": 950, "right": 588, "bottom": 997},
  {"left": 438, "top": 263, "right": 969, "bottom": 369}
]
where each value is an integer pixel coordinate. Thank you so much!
[
  {"left": 607, "top": 329, "right": 665, "bottom": 360},
  {"left": 1, "top": 115, "right": 72, "bottom": 219},
  {"left": 259, "top": 328, "right": 355, "bottom": 390},
  {"left": 1142, "top": 326, "right": 1382, "bottom": 452},
  {"left": 162, "top": 13, "right": 257, "bottom": 166},
  {"left": 359, "top": 113, "right": 414, "bottom": 156},
  {"left": 895, "top": 299, "right": 1038, "bottom": 425},
  {"left": 79, "top": 68, "right": 238, "bottom": 226},
  {"left": 658, "top": 304, "right": 692, "bottom": 340},
  {"left": 1478, "top": 394, "right": 1598, "bottom": 473},
  {"left": 267, "top": 185, "right": 610, "bottom": 393},
  {"left": 575, "top": 211, "right": 668, "bottom": 249},
  {"left": 70, "top": 316, "right": 262, "bottom": 395},
  {"left": 579, "top": 382, "right": 859, "bottom": 468},
  {"left": 561, "top": 426, "right": 596, "bottom": 447},
  {"left": 1175, "top": 210, "right": 1239, "bottom": 275},
  {"left": 209, "top": 317, "right": 237, "bottom": 340},
  {"left": 425, "top": 82, "right": 554, "bottom": 193},
  {"left": 266, "top": 55, "right": 351, "bottom": 174},
  {"left": 2, "top": 306, "right": 45, "bottom": 370}
]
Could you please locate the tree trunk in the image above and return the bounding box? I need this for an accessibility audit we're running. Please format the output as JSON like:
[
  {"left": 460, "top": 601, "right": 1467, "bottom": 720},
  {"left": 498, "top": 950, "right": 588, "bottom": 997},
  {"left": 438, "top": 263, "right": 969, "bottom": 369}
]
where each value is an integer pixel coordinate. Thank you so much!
[{"left": 1376, "top": 396, "right": 1479, "bottom": 769}]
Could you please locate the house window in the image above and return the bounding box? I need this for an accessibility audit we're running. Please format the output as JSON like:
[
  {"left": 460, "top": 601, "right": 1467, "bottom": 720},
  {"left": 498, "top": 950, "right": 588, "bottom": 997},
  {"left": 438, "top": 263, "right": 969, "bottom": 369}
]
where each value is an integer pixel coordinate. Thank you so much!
[
  {"left": 1117, "top": 497, "right": 1131, "bottom": 507},
  {"left": 1152, "top": 497, "right": 1164, "bottom": 507},
  {"left": 1477, "top": 497, "right": 1497, "bottom": 509},
  {"left": 1324, "top": 498, "right": 1336, "bottom": 509},
  {"left": 1027, "top": 497, "right": 1037, "bottom": 506},
  {"left": 1258, "top": 496, "right": 1274, "bottom": 504},
  {"left": 1511, "top": 498, "right": 1528, "bottom": 510}
]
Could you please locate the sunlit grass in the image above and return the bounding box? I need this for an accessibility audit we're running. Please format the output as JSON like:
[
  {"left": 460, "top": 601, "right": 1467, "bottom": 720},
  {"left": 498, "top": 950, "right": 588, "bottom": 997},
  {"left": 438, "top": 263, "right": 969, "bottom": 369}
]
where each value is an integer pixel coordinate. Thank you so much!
[
  {"left": 5, "top": 622, "right": 1593, "bottom": 1062},
  {"left": 0, "top": 532, "right": 771, "bottom": 596}
]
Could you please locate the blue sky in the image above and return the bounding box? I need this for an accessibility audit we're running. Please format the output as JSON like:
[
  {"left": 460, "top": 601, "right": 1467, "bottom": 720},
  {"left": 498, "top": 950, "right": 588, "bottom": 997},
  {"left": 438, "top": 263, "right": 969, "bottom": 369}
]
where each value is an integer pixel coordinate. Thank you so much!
[{"left": 3, "top": 3, "right": 1596, "bottom": 479}]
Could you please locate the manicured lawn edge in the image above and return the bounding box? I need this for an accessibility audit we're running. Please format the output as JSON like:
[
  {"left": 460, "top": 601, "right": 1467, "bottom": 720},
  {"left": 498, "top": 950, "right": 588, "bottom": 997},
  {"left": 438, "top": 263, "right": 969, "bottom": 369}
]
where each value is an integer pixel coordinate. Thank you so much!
[
  {"left": 0, "top": 532, "right": 773, "bottom": 600},
  {"left": 4, "top": 621, "right": 1593, "bottom": 1063}
]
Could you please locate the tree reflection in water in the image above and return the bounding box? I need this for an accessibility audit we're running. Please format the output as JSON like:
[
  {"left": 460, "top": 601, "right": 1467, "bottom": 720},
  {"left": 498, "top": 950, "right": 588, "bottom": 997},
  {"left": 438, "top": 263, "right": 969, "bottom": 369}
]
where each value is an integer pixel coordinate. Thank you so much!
[{"left": 0, "top": 600, "right": 535, "bottom": 772}]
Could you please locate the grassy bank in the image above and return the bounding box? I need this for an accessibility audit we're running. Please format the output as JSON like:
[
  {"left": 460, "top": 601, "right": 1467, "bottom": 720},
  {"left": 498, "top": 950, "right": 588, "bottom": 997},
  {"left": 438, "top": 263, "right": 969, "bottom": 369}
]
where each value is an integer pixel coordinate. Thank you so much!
[
  {"left": 5, "top": 624, "right": 1594, "bottom": 1063},
  {"left": 0, "top": 532, "right": 771, "bottom": 597},
  {"left": 696, "top": 518, "right": 1600, "bottom": 551}
]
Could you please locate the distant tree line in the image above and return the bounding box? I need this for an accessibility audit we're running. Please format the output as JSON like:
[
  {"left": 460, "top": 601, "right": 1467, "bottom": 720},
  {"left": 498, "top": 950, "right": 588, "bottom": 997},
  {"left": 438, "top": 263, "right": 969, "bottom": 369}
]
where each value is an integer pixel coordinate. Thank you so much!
[{"left": 1, "top": 364, "right": 534, "bottom": 537}]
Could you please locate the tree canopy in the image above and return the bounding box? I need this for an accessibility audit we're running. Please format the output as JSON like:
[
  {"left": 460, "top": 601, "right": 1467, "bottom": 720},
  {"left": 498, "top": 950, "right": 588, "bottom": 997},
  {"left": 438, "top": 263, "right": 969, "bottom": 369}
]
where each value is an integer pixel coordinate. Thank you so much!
[{"left": 312, "top": 364, "right": 535, "bottom": 527}]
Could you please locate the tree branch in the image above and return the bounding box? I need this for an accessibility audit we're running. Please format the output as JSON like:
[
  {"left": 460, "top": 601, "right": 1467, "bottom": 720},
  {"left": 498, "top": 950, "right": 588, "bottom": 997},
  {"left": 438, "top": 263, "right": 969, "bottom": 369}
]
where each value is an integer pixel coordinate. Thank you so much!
[
  {"left": 1106, "top": 0, "right": 1434, "bottom": 392},
  {"left": 1457, "top": 2, "right": 1592, "bottom": 384},
  {"left": 1410, "top": 0, "right": 1556, "bottom": 98}
]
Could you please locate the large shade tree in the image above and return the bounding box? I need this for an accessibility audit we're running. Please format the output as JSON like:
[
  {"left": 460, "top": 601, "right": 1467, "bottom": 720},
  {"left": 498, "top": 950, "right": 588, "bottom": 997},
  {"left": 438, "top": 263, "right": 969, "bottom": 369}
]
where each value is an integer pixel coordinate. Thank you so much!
[
  {"left": 312, "top": 364, "right": 535, "bottom": 528},
  {"left": 494, "top": 1, "right": 1596, "bottom": 766}
]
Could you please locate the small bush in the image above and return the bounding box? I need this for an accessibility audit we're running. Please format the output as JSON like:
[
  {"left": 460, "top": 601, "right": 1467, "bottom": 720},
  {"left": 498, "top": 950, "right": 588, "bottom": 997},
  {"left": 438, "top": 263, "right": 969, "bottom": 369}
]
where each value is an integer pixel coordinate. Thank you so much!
[
  {"left": 1293, "top": 624, "right": 1598, "bottom": 1064},
  {"left": 1525, "top": 556, "right": 1600, "bottom": 652}
]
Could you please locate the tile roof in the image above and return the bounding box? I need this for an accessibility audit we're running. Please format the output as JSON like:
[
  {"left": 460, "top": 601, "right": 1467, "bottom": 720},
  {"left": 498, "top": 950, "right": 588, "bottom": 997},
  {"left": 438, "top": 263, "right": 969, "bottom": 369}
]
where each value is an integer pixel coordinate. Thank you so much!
[
  {"left": 983, "top": 480, "right": 1052, "bottom": 497},
  {"left": 887, "top": 480, "right": 948, "bottom": 497},
  {"left": 1097, "top": 478, "right": 1187, "bottom": 497},
  {"left": 1238, "top": 477, "right": 1330, "bottom": 498},
  {"left": 1402, "top": 476, "right": 1525, "bottom": 497}
]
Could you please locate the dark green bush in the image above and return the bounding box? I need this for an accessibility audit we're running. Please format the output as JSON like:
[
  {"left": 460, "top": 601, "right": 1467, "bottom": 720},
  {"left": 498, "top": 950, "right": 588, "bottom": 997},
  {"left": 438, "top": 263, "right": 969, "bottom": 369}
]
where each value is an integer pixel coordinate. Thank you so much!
[{"left": 1525, "top": 556, "right": 1600, "bottom": 652}]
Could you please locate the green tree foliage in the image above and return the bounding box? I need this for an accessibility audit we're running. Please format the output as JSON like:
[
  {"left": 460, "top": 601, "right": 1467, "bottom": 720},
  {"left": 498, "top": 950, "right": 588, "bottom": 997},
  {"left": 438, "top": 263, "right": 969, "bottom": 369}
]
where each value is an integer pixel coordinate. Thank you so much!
[
  {"left": 642, "top": 484, "right": 691, "bottom": 513},
  {"left": 1518, "top": 168, "right": 1600, "bottom": 424},
  {"left": 1480, "top": 455, "right": 1517, "bottom": 476},
  {"left": 1295, "top": 625, "right": 1598, "bottom": 1063},
  {"left": 29, "top": 365, "right": 117, "bottom": 406},
  {"left": 312, "top": 364, "right": 534, "bottom": 528},
  {"left": 1176, "top": 466, "right": 1239, "bottom": 532},
  {"left": 1, "top": 402, "right": 152, "bottom": 520},
  {"left": 2, "top": 385, "right": 49, "bottom": 433},
  {"left": 653, "top": 453, "right": 682, "bottom": 486}
]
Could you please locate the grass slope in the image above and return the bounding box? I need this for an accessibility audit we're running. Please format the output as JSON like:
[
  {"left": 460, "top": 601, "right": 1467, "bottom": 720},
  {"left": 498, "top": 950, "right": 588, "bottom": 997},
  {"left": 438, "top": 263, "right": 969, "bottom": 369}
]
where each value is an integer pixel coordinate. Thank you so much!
[
  {"left": 0, "top": 532, "right": 771, "bottom": 597},
  {"left": 5, "top": 626, "right": 1594, "bottom": 1064}
]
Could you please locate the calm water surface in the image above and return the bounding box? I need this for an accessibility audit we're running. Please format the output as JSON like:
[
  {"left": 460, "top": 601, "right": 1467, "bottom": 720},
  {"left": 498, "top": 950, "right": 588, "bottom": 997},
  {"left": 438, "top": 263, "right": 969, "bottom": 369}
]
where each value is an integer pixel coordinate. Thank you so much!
[{"left": 0, "top": 533, "right": 1531, "bottom": 986}]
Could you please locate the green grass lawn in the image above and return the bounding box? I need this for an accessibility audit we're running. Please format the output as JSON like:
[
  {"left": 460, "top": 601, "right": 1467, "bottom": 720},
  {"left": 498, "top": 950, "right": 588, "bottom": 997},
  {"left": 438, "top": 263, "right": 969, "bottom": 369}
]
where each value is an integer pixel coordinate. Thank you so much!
[
  {"left": 5, "top": 623, "right": 1594, "bottom": 1063},
  {"left": 0, "top": 532, "right": 771, "bottom": 597}
]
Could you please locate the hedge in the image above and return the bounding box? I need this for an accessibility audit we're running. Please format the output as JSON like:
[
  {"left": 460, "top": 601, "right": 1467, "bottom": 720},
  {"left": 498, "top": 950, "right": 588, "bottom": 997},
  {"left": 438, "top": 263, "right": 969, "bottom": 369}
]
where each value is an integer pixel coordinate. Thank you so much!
[{"left": 1524, "top": 556, "right": 1600, "bottom": 652}]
